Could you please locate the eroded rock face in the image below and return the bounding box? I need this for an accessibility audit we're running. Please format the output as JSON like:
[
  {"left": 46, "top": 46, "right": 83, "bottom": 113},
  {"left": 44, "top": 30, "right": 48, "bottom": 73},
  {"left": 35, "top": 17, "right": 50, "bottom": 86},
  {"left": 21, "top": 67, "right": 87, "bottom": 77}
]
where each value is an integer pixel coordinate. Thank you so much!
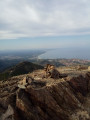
[
  {"left": 0, "top": 71, "right": 90, "bottom": 120},
  {"left": 68, "top": 75, "right": 89, "bottom": 96}
]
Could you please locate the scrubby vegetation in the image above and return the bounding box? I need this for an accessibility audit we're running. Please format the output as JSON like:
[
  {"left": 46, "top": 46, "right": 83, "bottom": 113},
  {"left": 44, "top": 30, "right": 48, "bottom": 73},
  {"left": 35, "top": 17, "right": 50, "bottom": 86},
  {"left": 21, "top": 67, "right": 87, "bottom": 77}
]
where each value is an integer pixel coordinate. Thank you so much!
[{"left": 0, "top": 61, "right": 43, "bottom": 80}]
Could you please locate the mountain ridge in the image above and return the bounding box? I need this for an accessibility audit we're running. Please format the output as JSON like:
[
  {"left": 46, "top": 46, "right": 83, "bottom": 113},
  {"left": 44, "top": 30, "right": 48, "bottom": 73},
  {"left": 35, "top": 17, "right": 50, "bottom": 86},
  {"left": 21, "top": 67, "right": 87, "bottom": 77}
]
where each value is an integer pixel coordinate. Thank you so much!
[{"left": 0, "top": 66, "right": 90, "bottom": 120}]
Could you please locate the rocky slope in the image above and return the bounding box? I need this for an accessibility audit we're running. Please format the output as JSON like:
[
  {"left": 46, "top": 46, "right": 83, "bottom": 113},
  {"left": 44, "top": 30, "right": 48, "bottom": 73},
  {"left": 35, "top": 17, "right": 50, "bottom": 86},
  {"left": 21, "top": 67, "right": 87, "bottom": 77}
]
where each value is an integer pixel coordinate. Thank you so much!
[{"left": 0, "top": 67, "right": 90, "bottom": 120}]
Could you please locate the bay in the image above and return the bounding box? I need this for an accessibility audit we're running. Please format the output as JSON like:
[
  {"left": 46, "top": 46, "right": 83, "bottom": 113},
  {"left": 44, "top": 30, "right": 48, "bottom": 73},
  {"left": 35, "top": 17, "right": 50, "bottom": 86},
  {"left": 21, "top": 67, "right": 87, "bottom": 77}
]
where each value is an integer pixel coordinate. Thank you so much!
[{"left": 38, "top": 48, "right": 90, "bottom": 60}]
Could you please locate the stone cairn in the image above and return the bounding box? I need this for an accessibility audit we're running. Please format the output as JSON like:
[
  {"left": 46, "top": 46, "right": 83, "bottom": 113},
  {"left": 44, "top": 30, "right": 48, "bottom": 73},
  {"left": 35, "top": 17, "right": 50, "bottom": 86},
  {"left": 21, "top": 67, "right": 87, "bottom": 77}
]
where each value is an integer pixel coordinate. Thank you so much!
[{"left": 44, "top": 64, "right": 67, "bottom": 79}]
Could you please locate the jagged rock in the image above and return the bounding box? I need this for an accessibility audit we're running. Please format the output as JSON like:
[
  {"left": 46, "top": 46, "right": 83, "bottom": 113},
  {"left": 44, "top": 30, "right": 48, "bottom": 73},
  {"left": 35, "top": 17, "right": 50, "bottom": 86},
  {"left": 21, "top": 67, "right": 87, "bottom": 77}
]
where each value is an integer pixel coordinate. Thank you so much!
[
  {"left": 0, "top": 68, "right": 90, "bottom": 120},
  {"left": 30, "top": 80, "right": 46, "bottom": 88},
  {"left": 18, "top": 84, "right": 26, "bottom": 89},
  {"left": 49, "top": 68, "right": 60, "bottom": 79},
  {"left": 18, "top": 76, "right": 28, "bottom": 86},
  {"left": 18, "top": 76, "right": 33, "bottom": 89},
  {"left": 15, "top": 72, "right": 90, "bottom": 120},
  {"left": 71, "top": 110, "right": 90, "bottom": 120},
  {"left": 68, "top": 74, "right": 89, "bottom": 96},
  {"left": 28, "top": 77, "right": 33, "bottom": 84},
  {"left": 0, "top": 105, "right": 14, "bottom": 120}
]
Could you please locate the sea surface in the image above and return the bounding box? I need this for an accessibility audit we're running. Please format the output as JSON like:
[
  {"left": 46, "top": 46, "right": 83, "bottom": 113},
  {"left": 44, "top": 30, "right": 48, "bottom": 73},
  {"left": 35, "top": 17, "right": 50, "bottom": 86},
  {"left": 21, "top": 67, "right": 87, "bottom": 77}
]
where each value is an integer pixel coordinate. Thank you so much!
[{"left": 38, "top": 48, "right": 90, "bottom": 60}]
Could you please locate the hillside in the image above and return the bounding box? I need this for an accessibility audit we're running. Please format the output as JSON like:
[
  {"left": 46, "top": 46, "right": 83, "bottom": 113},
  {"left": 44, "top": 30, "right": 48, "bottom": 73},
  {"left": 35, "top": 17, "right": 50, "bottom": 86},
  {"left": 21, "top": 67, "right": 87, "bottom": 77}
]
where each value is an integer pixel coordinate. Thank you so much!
[
  {"left": 0, "top": 65, "right": 90, "bottom": 120},
  {"left": 0, "top": 61, "right": 43, "bottom": 80}
]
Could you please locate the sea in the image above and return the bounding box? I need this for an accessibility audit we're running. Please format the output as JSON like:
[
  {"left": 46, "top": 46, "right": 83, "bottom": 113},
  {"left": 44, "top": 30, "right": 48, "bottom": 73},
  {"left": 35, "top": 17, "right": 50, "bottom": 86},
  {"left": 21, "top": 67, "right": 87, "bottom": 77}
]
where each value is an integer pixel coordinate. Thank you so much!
[{"left": 38, "top": 48, "right": 90, "bottom": 60}]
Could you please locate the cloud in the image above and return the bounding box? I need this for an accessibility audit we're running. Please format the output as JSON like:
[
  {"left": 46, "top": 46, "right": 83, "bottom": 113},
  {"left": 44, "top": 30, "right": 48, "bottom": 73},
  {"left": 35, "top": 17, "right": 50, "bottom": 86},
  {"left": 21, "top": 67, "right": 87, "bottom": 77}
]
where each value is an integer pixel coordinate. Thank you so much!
[{"left": 0, "top": 0, "right": 90, "bottom": 39}]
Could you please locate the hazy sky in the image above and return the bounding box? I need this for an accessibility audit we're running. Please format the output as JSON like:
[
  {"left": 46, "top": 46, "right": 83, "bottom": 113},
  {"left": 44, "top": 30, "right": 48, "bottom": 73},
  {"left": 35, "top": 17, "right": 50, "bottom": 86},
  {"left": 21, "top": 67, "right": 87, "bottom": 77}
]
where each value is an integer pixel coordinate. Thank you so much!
[{"left": 0, "top": 0, "right": 90, "bottom": 50}]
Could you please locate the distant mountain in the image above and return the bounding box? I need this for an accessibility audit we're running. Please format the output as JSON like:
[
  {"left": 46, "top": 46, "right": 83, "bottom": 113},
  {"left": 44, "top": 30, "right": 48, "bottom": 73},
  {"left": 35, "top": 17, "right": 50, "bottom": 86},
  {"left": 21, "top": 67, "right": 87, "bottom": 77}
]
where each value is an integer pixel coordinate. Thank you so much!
[
  {"left": 0, "top": 60, "right": 22, "bottom": 72},
  {"left": 0, "top": 59, "right": 90, "bottom": 73},
  {"left": 0, "top": 61, "right": 43, "bottom": 80},
  {"left": 0, "top": 59, "right": 64, "bottom": 72}
]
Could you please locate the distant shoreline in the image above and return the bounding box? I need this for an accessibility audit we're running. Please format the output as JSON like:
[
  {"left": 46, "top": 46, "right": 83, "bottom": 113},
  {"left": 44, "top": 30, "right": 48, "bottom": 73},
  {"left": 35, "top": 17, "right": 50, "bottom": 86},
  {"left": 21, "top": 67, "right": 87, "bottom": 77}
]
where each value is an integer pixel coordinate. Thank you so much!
[{"left": 37, "top": 48, "right": 90, "bottom": 60}]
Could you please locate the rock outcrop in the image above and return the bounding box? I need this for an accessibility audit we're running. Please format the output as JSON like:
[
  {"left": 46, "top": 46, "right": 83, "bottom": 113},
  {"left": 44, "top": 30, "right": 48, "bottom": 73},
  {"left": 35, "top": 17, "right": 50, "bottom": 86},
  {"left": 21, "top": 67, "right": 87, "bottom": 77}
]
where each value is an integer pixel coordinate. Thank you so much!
[
  {"left": 77, "top": 65, "right": 88, "bottom": 71},
  {"left": 0, "top": 105, "right": 14, "bottom": 120},
  {"left": 0, "top": 69, "right": 90, "bottom": 120},
  {"left": 44, "top": 64, "right": 67, "bottom": 79}
]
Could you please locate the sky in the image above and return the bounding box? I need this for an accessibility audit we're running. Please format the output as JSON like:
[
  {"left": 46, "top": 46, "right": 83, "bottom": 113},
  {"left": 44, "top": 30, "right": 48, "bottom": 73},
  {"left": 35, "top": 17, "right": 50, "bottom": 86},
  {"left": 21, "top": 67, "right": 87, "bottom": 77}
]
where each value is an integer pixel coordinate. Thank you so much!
[{"left": 0, "top": 0, "right": 90, "bottom": 50}]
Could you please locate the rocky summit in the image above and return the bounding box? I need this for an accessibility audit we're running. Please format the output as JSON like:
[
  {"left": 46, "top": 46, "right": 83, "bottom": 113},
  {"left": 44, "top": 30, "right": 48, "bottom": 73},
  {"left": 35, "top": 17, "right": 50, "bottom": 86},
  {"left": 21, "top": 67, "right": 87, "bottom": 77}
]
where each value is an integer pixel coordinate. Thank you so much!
[{"left": 0, "top": 65, "right": 90, "bottom": 120}]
